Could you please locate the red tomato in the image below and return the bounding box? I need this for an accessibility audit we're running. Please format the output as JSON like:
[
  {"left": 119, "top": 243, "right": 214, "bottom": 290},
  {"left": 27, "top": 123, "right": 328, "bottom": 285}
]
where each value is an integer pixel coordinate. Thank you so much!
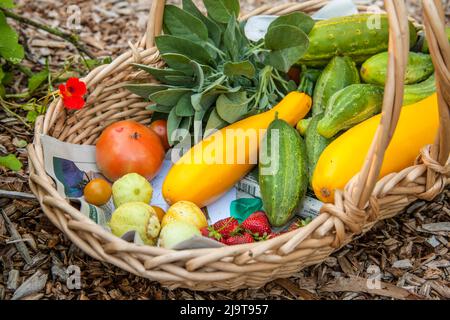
[
  {"left": 96, "top": 120, "right": 165, "bottom": 181},
  {"left": 149, "top": 119, "right": 170, "bottom": 150}
]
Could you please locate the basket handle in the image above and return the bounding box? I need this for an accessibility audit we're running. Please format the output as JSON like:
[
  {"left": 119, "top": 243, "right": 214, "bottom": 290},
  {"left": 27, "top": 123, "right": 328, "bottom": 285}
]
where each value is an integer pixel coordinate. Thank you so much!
[
  {"left": 350, "top": 0, "right": 410, "bottom": 208},
  {"left": 145, "top": 0, "right": 166, "bottom": 49},
  {"left": 422, "top": 0, "right": 450, "bottom": 189},
  {"left": 351, "top": 0, "right": 450, "bottom": 209}
]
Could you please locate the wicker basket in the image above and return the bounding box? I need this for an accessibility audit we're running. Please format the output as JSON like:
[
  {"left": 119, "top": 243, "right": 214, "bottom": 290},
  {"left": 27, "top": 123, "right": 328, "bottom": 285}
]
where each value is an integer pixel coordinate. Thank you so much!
[{"left": 27, "top": 0, "right": 449, "bottom": 291}]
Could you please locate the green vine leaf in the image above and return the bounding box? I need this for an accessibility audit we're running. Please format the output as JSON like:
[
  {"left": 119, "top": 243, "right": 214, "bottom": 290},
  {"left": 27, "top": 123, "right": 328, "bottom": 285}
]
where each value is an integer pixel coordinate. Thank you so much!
[
  {"left": 0, "top": 154, "right": 22, "bottom": 171},
  {"left": 28, "top": 67, "right": 49, "bottom": 93},
  {"left": 0, "top": 11, "right": 24, "bottom": 63},
  {"left": 264, "top": 25, "right": 309, "bottom": 72},
  {"left": 0, "top": 0, "right": 15, "bottom": 9}
]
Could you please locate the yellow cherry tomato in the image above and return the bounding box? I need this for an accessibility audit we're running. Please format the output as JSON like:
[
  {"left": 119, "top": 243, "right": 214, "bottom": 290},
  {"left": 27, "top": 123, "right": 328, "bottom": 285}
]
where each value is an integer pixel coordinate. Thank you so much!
[{"left": 83, "top": 178, "right": 112, "bottom": 206}]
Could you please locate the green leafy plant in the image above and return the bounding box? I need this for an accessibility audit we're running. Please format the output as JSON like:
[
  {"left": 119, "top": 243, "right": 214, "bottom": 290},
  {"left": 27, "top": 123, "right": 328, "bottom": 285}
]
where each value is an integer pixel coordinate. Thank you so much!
[
  {"left": 126, "top": 0, "right": 313, "bottom": 146},
  {"left": 0, "top": 0, "right": 24, "bottom": 96},
  {"left": 0, "top": 153, "right": 22, "bottom": 171}
]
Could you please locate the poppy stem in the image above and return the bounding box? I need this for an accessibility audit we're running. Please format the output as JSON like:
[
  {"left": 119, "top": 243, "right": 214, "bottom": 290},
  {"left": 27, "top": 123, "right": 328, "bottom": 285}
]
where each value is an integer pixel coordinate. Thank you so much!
[{"left": 1, "top": 8, "right": 96, "bottom": 59}]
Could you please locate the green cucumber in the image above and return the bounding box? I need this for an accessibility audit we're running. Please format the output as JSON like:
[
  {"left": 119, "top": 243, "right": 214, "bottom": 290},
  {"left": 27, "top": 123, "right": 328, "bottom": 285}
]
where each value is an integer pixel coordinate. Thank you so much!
[
  {"left": 299, "top": 14, "right": 418, "bottom": 67},
  {"left": 403, "top": 73, "right": 436, "bottom": 105},
  {"left": 305, "top": 113, "right": 332, "bottom": 185},
  {"left": 318, "top": 84, "right": 384, "bottom": 138},
  {"left": 259, "top": 118, "right": 308, "bottom": 227},
  {"left": 361, "top": 51, "right": 434, "bottom": 85},
  {"left": 312, "top": 56, "right": 360, "bottom": 115}
]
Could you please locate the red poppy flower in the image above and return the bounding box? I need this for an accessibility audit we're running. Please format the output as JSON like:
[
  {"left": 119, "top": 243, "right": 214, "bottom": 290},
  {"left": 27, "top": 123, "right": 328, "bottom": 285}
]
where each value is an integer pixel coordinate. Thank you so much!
[{"left": 59, "top": 77, "right": 87, "bottom": 110}]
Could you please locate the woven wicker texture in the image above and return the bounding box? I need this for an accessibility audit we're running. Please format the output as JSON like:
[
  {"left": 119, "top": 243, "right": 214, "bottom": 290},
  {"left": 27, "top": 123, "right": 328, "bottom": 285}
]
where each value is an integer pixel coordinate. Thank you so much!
[{"left": 27, "top": 0, "right": 449, "bottom": 291}]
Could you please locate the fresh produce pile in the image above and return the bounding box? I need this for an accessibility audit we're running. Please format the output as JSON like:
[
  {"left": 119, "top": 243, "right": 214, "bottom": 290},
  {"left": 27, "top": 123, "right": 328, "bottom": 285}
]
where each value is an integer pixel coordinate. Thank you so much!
[{"left": 79, "top": 0, "right": 441, "bottom": 248}]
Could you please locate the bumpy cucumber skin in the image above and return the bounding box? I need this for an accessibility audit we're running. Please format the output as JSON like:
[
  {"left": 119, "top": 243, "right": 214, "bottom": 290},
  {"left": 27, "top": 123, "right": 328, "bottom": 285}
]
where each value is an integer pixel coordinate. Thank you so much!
[
  {"left": 299, "top": 14, "right": 418, "bottom": 67},
  {"left": 312, "top": 56, "right": 360, "bottom": 115},
  {"left": 361, "top": 52, "right": 434, "bottom": 85},
  {"left": 296, "top": 117, "right": 311, "bottom": 136},
  {"left": 259, "top": 119, "right": 308, "bottom": 227},
  {"left": 318, "top": 84, "right": 384, "bottom": 139},
  {"left": 305, "top": 113, "right": 332, "bottom": 186},
  {"left": 403, "top": 73, "right": 436, "bottom": 105}
]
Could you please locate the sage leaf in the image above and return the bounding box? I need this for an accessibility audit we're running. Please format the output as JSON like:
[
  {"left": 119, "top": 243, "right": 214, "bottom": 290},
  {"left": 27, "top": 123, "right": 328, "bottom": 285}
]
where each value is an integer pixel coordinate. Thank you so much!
[
  {"left": 125, "top": 83, "right": 172, "bottom": 99},
  {"left": 0, "top": 154, "right": 22, "bottom": 171},
  {"left": 264, "top": 25, "right": 309, "bottom": 72},
  {"left": 163, "top": 5, "right": 208, "bottom": 43},
  {"left": 224, "top": 61, "right": 255, "bottom": 78},
  {"left": 149, "top": 88, "right": 192, "bottom": 106},
  {"left": 223, "top": 17, "right": 240, "bottom": 60},
  {"left": 203, "top": 0, "right": 240, "bottom": 24},
  {"left": 132, "top": 64, "right": 185, "bottom": 78},
  {"left": 205, "top": 108, "right": 228, "bottom": 137},
  {"left": 163, "top": 75, "right": 195, "bottom": 86},
  {"left": 193, "top": 109, "right": 207, "bottom": 142},
  {"left": 172, "top": 116, "right": 192, "bottom": 146},
  {"left": 216, "top": 91, "right": 249, "bottom": 123},
  {"left": 132, "top": 64, "right": 193, "bottom": 85},
  {"left": 146, "top": 104, "right": 174, "bottom": 113},
  {"left": 161, "top": 53, "right": 194, "bottom": 75},
  {"left": 268, "top": 12, "right": 315, "bottom": 35},
  {"left": 182, "top": 0, "right": 222, "bottom": 46},
  {"left": 190, "top": 60, "right": 204, "bottom": 89},
  {"left": 175, "top": 93, "right": 195, "bottom": 117},
  {"left": 167, "top": 108, "right": 183, "bottom": 145},
  {"left": 155, "top": 35, "right": 214, "bottom": 66},
  {"left": 191, "top": 91, "right": 219, "bottom": 111}
]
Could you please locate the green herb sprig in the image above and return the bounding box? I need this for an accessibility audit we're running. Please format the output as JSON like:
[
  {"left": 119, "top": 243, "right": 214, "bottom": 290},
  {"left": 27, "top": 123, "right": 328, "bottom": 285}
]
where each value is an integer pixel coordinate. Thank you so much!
[{"left": 126, "top": 0, "right": 313, "bottom": 146}]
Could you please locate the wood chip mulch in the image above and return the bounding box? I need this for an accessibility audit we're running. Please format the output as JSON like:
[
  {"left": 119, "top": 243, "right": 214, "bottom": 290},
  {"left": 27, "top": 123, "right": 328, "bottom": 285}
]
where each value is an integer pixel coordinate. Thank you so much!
[{"left": 0, "top": 0, "right": 449, "bottom": 300}]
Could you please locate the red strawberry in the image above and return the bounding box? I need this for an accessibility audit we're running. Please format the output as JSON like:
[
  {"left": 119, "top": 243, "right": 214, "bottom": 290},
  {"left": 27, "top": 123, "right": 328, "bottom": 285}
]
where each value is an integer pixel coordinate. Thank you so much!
[
  {"left": 241, "top": 211, "right": 271, "bottom": 237},
  {"left": 224, "top": 233, "right": 254, "bottom": 245},
  {"left": 212, "top": 217, "right": 240, "bottom": 238}
]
